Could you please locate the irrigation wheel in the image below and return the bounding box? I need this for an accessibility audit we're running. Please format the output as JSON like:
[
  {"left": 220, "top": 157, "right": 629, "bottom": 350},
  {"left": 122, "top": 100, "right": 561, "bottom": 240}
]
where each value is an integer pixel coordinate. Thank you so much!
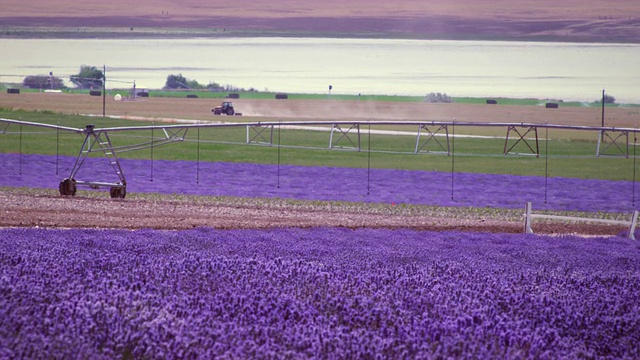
[
  {"left": 109, "top": 186, "right": 126, "bottom": 199},
  {"left": 58, "top": 178, "right": 77, "bottom": 196}
]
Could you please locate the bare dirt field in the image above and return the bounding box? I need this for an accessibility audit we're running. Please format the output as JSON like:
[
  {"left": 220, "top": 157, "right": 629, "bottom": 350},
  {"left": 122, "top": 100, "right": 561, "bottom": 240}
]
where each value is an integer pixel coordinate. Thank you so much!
[
  {"left": 1, "top": 0, "right": 639, "bottom": 42},
  {"left": 2, "top": 92, "right": 639, "bottom": 130},
  {"left": 0, "top": 190, "right": 627, "bottom": 237}
]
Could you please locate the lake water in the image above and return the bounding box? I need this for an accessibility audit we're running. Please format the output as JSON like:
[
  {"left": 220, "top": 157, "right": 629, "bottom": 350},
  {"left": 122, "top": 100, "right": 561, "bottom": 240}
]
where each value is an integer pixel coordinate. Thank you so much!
[{"left": 1, "top": 37, "right": 639, "bottom": 103}]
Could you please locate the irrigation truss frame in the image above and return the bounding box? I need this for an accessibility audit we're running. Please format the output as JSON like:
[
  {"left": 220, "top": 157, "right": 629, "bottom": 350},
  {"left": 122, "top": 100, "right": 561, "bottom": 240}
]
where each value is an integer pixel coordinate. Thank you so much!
[{"left": 1, "top": 117, "right": 638, "bottom": 199}]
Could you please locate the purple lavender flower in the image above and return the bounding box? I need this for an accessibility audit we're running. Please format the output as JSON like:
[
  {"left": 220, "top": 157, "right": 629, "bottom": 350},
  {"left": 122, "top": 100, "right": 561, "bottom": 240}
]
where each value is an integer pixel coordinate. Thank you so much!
[
  {"left": 1, "top": 153, "right": 637, "bottom": 212},
  {"left": 1, "top": 227, "right": 639, "bottom": 358}
]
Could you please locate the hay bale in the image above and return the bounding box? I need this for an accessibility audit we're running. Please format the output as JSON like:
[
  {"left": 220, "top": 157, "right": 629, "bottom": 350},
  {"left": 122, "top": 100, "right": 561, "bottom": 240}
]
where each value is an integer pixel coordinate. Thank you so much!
[
  {"left": 89, "top": 90, "right": 102, "bottom": 96},
  {"left": 186, "top": 94, "right": 198, "bottom": 98},
  {"left": 137, "top": 92, "right": 149, "bottom": 97},
  {"left": 7, "top": 88, "right": 20, "bottom": 94},
  {"left": 486, "top": 99, "right": 497, "bottom": 105},
  {"left": 545, "top": 102, "right": 559, "bottom": 109},
  {"left": 227, "top": 93, "right": 240, "bottom": 99},
  {"left": 275, "top": 93, "right": 288, "bottom": 100}
]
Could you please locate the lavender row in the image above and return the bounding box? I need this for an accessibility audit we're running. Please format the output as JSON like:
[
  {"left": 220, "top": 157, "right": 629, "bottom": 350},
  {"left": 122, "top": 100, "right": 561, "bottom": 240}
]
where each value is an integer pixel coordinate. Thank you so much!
[
  {"left": 1, "top": 153, "right": 638, "bottom": 212},
  {"left": 1, "top": 227, "right": 639, "bottom": 358}
]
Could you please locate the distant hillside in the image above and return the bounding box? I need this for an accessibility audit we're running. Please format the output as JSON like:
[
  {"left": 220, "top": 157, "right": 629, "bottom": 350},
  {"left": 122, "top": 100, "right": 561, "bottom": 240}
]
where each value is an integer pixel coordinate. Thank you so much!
[{"left": 1, "top": 0, "right": 639, "bottom": 42}]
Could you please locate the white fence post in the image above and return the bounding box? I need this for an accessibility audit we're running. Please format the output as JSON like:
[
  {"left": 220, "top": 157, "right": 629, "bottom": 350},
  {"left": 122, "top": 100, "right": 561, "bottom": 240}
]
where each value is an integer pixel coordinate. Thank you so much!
[
  {"left": 524, "top": 202, "right": 533, "bottom": 234},
  {"left": 628, "top": 210, "right": 639, "bottom": 240}
]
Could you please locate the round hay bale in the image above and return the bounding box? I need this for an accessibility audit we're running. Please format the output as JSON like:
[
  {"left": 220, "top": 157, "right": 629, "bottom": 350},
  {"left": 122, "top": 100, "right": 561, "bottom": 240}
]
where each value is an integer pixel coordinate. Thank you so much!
[
  {"left": 114, "top": 94, "right": 122, "bottom": 101},
  {"left": 275, "top": 93, "right": 288, "bottom": 100},
  {"left": 545, "top": 102, "right": 559, "bottom": 109},
  {"left": 89, "top": 90, "right": 102, "bottom": 96},
  {"left": 7, "top": 88, "right": 20, "bottom": 94},
  {"left": 227, "top": 93, "right": 240, "bottom": 99},
  {"left": 486, "top": 99, "right": 497, "bottom": 105},
  {"left": 186, "top": 94, "right": 198, "bottom": 98}
]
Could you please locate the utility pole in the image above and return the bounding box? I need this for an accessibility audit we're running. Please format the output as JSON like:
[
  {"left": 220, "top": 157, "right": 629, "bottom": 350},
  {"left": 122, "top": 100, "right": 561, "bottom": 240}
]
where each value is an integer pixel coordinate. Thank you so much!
[
  {"left": 601, "top": 89, "right": 605, "bottom": 128},
  {"left": 102, "top": 65, "right": 106, "bottom": 117},
  {"left": 596, "top": 89, "right": 606, "bottom": 156}
]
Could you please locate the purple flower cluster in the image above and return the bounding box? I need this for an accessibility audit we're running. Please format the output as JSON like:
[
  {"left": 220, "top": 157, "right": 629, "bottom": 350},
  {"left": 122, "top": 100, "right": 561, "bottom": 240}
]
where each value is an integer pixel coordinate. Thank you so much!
[
  {"left": 1, "top": 153, "right": 638, "bottom": 212},
  {"left": 1, "top": 227, "right": 639, "bottom": 358}
]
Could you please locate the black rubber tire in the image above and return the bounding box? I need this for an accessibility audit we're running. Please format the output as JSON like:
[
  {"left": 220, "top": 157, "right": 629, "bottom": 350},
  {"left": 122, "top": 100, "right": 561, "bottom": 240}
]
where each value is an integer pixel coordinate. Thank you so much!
[
  {"left": 226, "top": 108, "right": 235, "bottom": 116},
  {"left": 110, "top": 186, "right": 126, "bottom": 199},
  {"left": 59, "top": 178, "right": 76, "bottom": 196},
  {"left": 59, "top": 181, "right": 66, "bottom": 196}
]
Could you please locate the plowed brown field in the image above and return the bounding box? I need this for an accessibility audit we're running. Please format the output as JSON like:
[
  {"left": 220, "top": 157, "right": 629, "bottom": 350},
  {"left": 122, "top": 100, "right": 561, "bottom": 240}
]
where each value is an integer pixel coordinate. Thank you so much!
[{"left": 2, "top": 92, "right": 638, "bottom": 131}]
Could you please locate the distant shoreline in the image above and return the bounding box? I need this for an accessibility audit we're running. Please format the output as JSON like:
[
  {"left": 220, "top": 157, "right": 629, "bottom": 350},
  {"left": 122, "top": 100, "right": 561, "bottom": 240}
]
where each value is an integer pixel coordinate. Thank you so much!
[{"left": 2, "top": 27, "right": 637, "bottom": 44}]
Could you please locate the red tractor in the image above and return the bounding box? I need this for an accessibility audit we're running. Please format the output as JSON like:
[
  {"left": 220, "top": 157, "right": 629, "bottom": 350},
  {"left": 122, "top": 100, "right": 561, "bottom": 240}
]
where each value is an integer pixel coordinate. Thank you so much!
[{"left": 212, "top": 101, "right": 235, "bottom": 116}]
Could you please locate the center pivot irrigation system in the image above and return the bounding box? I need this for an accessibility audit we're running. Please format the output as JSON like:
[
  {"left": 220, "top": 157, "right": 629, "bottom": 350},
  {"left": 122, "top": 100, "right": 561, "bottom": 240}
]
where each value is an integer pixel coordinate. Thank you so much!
[{"left": 1, "top": 117, "right": 638, "bottom": 199}]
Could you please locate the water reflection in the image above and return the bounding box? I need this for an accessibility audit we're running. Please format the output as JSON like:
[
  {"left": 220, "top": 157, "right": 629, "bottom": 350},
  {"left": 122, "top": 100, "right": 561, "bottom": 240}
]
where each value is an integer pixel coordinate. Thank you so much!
[{"left": 1, "top": 38, "right": 638, "bottom": 102}]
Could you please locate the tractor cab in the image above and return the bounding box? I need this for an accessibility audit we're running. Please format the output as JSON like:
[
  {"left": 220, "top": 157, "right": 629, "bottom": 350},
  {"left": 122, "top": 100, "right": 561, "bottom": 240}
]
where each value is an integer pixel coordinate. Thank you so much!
[{"left": 212, "top": 101, "right": 235, "bottom": 116}]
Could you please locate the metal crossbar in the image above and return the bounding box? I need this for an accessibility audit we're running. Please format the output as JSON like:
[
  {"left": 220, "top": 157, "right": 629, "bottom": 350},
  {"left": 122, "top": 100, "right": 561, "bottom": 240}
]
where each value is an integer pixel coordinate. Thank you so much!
[
  {"left": 414, "top": 124, "right": 450, "bottom": 154},
  {"left": 246, "top": 124, "right": 274, "bottom": 146},
  {"left": 108, "top": 128, "right": 188, "bottom": 153},
  {"left": 5, "top": 117, "right": 640, "bottom": 134},
  {"left": 524, "top": 202, "right": 639, "bottom": 240},
  {"left": 69, "top": 128, "right": 126, "bottom": 188},
  {"left": 329, "top": 123, "right": 361, "bottom": 151},
  {"left": 596, "top": 130, "right": 629, "bottom": 157},
  {"left": 504, "top": 125, "right": 539, "bottom": 157}
]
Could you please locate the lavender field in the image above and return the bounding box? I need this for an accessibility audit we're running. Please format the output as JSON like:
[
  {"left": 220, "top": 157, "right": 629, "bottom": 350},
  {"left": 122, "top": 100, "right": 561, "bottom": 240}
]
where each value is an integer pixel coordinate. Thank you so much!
[
  {"left": 1, "top": 227, "right": 639, "bottom": 358},
  {"left": 1, "top": 153, "right": 639, "bottom": 212}
]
